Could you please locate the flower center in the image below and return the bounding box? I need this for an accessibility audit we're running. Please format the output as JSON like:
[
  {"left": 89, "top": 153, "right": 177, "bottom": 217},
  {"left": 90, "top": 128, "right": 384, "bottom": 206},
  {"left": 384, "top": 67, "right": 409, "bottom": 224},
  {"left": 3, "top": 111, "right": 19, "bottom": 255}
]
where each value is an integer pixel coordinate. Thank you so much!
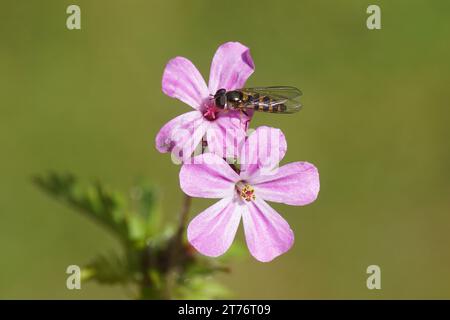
[
  {"left": 236, "top": 181, "right": 255, "bottom": 202},
  {"left": 202, "top": 103, "right": 218, "bottom": 121}
]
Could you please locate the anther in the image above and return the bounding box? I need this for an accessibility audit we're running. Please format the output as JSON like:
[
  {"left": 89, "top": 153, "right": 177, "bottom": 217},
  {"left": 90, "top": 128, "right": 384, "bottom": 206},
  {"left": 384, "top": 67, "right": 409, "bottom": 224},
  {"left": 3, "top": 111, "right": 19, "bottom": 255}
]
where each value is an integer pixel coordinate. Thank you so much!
[{"left": 236, "top": 181, "right": 256, "bottom": 202}]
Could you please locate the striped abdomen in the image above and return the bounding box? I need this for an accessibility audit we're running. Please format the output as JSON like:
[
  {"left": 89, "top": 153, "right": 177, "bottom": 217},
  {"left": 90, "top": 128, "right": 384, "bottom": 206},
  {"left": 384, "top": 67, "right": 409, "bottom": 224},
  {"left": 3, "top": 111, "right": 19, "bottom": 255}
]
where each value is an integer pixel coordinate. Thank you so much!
[{"left": 242, "top": 92, "right": 287, "bottom": 113}]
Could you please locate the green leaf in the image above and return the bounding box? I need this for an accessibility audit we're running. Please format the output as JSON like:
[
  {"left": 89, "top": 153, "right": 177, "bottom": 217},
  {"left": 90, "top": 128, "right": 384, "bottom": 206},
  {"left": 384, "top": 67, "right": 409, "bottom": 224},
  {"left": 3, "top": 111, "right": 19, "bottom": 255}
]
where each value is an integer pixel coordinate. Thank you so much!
[
  {"left": 34, "top": 172, "right": 233, "bottom": 299},
  {"left": 184, "top": 259, "right": 230, "bottom": 279},
  {"left": 82, "top": 252, "right": 132, "bottom": 285},
  {"left": 129, "top": 182, "right": 161, "bottom": 238},
  {"left": 127, "top": 213, "right": 146, "bottom": 245},
  {"left": 176, "top": 277, "right": 231, "bottom": 299},
  {"left": 34, "top": 172, "right": 129, "bottom": 242}
]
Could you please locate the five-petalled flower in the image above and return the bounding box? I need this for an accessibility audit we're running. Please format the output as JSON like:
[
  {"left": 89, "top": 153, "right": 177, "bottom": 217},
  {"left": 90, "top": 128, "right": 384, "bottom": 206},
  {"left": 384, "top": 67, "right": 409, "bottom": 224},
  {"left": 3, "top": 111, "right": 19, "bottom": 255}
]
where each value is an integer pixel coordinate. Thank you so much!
[
  {"left": 179, "top": 127, "right": 320, "bottom": 262},
  {"left": 156, "top": 42, "right": 255, "bottom": 161}
]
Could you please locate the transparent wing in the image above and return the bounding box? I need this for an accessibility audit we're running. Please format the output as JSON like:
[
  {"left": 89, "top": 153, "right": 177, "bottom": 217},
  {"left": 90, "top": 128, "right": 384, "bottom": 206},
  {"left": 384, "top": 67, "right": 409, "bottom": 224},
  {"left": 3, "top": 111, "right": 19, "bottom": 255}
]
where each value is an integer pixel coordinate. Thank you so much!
[
  {"left": 241, "top": 86, "right": 302, "bottom": 113},
  {"left": 243, "top": 86, "right": 302, "bottom": 100}
]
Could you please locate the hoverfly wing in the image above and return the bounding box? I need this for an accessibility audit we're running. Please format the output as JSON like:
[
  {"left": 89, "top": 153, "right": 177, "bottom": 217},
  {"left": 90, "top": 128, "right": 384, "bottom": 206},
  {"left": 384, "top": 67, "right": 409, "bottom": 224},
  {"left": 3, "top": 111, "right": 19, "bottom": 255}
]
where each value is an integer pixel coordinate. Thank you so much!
[
  {"left": 241, "top": 86, "right": 302, "bottom": 114},
  {"left": 244, "top": 86, "right": 302, "bottom": 99},
  {"left": 276, "top": 98, "right": 302, "bottom": 113}
]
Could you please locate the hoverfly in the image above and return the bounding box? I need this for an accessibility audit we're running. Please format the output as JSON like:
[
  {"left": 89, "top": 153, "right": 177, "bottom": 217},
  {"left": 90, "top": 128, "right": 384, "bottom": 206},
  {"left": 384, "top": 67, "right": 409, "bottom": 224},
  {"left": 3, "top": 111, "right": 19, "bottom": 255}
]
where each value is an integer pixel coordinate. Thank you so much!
[{"left": 213, "top": 86, "right": 302, "bottom": 115}]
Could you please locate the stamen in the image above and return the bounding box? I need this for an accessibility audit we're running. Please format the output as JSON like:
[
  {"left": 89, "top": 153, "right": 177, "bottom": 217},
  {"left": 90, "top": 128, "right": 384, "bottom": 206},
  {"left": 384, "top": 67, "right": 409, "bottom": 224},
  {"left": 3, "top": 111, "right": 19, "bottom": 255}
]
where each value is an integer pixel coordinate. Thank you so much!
[
  {"left": 236, "top": 181, "right": 256, "bottom": 202},
  {"left": 203, "top": 105, "right": 218, "bottom": 121}
]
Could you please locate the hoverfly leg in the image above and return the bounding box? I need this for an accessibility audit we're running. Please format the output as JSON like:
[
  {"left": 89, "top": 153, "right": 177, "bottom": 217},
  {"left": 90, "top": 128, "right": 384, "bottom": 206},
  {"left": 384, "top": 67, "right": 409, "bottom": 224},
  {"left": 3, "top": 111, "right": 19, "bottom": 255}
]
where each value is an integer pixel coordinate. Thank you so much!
[{"left": 237, "top": 108, "right": 249, "bottom": 122}]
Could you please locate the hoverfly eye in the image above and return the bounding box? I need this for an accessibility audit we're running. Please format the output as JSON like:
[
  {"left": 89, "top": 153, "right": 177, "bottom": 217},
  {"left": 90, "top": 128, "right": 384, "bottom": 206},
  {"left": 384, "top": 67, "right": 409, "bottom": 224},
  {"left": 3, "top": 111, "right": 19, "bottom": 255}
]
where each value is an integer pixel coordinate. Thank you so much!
[
  {"left": 215, "top": 95, "right": 226, "bottom": 108},
  {"left": 215, "top": 88, "right": 226, "bottom": 96},
  {"left": 220, "top": 95, "right": 226, "bottom": 106}
]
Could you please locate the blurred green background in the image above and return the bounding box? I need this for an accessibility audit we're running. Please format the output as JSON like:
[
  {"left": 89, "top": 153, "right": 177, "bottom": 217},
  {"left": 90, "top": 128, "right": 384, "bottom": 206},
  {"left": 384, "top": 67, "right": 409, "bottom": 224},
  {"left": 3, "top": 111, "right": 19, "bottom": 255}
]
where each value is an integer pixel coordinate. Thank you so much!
[{"left": 1, "top": 0, "right": 450, "bottom": 299}]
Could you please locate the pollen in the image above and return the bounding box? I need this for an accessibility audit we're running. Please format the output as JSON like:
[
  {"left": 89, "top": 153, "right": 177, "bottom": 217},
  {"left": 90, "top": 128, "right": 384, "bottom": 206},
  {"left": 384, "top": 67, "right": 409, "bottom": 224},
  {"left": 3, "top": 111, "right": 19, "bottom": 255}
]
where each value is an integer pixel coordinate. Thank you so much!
[{"left": 236, "top": 182, "right": 256, "bottom": 202}]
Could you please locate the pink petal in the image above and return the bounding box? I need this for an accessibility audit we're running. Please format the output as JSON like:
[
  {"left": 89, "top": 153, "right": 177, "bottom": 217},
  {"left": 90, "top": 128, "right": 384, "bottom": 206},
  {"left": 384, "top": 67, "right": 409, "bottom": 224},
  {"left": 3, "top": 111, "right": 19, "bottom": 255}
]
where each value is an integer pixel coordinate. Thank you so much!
[
  {"left": 162, "top": 57, "right": 209, "bottom": 109},
  {"left": 252, "top": 162, "right": 320, "bottom": 206},
  {"left": 155, "top": 111, "right": 206, "bottom": 161},
  {"left": 208, "top": 42, "right": 255, "bottom": 93},
  {"left": 242, "top": 198, "right": 294, "bottom": 262},
  {"left": 179, "top": 153, "right": 240, "bottom": 198},
  {"left": 206, "top": 112, "right": 248, "bottom": 159},
  {"left": 239, "top": 126, "right": 287, "bottom": 180},
  {"left": 188, "top": 197, "right": 242, "bottom": 257}
]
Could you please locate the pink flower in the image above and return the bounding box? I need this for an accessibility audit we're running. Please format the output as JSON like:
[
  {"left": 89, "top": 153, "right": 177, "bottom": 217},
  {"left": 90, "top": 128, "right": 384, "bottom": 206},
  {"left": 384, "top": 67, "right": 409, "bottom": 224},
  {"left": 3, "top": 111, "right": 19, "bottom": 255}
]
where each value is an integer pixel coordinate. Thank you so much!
[
  {"left": 179, "top": 127, "right": 320, "bottom": 262},
  {"left": 156, "top": 42, "right": 255, "bottom": 161}
]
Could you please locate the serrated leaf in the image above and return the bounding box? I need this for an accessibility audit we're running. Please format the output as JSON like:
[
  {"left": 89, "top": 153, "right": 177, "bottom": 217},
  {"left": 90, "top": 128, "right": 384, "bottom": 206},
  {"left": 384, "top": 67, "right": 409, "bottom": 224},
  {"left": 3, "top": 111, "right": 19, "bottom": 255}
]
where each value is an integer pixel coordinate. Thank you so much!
[
  {"left": 176, "top": 277, "right": 231, "bottom": 299},
  {"left": 129, "top": 182, "right": 161, "bottom": 238},
  {"left": 33, "top": 172, "right": 129, "bottom": 241},
  {"left": 84, "top": 252, "right": 131, "bottom": 285},
  {"left": 34, "top": 172, "right": 233, "bottom": 299}
]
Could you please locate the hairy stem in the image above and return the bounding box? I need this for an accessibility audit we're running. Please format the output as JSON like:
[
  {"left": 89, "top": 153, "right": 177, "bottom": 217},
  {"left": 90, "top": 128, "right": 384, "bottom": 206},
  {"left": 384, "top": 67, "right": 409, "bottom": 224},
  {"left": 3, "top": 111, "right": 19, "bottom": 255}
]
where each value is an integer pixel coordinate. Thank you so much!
[
  {"left": 176, "top": 193, "right": 192, "bottom": 243},
  {"left": 162, "top": 193, "right": 191, "bottom": 299}
]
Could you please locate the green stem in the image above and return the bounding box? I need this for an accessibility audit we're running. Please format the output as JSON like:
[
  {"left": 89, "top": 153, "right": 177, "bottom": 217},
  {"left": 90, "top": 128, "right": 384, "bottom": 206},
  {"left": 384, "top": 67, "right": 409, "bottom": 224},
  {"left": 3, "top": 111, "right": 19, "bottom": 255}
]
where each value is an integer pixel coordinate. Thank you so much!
[
  {"left": 176, "top": 194, "right": 192, "bottom": 244},
  {"left": 161, "top": 193, "right": 191, "bottom": 299}
]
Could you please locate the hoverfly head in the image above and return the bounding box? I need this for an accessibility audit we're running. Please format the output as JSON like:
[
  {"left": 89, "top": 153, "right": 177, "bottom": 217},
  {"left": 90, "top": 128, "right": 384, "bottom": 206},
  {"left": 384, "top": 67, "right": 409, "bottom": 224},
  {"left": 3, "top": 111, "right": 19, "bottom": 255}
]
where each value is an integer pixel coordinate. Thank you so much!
[{"left": 214, "top": 88, "right": 227, "bottom": 109}]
